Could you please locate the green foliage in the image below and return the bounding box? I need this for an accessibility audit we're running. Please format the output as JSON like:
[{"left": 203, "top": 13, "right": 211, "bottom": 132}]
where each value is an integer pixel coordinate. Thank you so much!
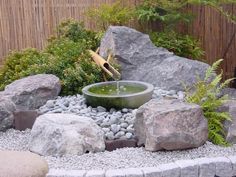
[
  {"left": 136, "top": 0, "right": 236, "bottom": 60},
  {"left": 150, "top": 31, "right": 204, "bottom": 60},
  {"left": 185, "top": 59, "right": 235, "bottom": 146},
  {"left": 136, "top": 0, "right": 193, "bottom": 29},
  {"left": 136, "top": 0, "right": 236, "bottom": 27},
  {"left": 190, "top": 0, "right": 236, "bottom": 24},
  {"left": 49, "top": 20, "right": 100, "bottom": 50},
  {"left": 0, "top": 49, "right": 48, "bottom": 90},
  {"left": 60, "top": 52, "right": 103, "bottom": 95},
  {"left": 0, "top": 19, "right": 103, "bottom": 95},
  {"left": 86, "top": 0, "right": 135, "bottom": 30}
]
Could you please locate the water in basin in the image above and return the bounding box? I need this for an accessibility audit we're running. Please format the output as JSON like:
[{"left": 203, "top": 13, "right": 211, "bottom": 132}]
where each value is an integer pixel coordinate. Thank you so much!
[{"left": 88, "top": 81, "right": 146, "bottom": 96}]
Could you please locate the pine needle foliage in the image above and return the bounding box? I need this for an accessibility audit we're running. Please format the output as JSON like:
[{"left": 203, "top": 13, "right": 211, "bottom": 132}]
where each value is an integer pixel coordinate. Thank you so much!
[{"left": 185, "top": 59, "right": 234, "bottom": 146}]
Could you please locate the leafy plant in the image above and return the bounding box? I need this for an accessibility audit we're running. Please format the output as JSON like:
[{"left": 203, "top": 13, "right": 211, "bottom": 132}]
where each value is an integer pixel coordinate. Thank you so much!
[
  {"left": 136, "top": 0, "right": 236, "bottom": 28},
  {"left": 0, "top": 48, "right": 48, "bottom": 90},
  {"left": 185, "top": 59, "right": 234, "bottom": 146},
  {"left": 150, "top": 31, "right": 204, "bottom": 60},
  {"left": 136, "top": 0, "right": 193, "bottom": 29},
  {"left": 136, "top": 0, "right": 236, "bottom": 60},
  {"left": 60, "top": 52, "right": 103, "bottom": 95},
  {"left": 49, "top": 19, "right": 100, "bottom": 50},
  {"left": 86, "top": 0, "right": 135, "bottom": 30},
  {"left": 0, "top": 19, "right": 103, "bottom": 95}
]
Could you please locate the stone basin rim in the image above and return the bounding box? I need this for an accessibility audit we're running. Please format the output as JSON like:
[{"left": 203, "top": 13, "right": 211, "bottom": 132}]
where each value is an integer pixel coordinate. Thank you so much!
[{"left": 82, "top": 80, "right": 154, "bottom": 98}]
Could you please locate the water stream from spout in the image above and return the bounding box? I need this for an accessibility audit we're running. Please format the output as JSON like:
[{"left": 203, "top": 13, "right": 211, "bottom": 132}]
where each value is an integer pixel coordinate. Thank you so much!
[{"left": 116, "top": 80, "right": 120, "bottom": 95}]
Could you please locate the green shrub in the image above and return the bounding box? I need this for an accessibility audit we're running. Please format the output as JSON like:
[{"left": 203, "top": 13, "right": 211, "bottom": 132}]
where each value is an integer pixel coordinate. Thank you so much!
[
  {"left": 86, "top": 0, "right": 135, "bottom": 30},
  {"left": 136, "top": 0, "right": 236, "bottom": 28},
  {"left": 51, "top": 19, "right": 100, "bottom": 50},
  {"left": 0, "top": 19, "right": 103, "bottom": 95},
  {"left": 150, "top": 31, "right": 204, "bottom": 60},
  {"left": 185, "top": 59, "right": 234, "bottom": 146},
  {"left": 61, "top": 52, "right": 103, "bottom": 95},
  {"left": 136, "top": 0, "right": 236, "bottom": 60},
  {"left": 0, "top": 48, "right": 48, "bottom": 90},
  {"left": 136, "top": 0, "right": 192, "bottom": 29}
]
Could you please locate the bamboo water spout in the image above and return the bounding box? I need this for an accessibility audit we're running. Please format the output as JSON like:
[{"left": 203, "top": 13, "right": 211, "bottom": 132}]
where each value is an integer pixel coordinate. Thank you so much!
[{"left": 89, "top": 50, "right": 121, "bottom": 80}]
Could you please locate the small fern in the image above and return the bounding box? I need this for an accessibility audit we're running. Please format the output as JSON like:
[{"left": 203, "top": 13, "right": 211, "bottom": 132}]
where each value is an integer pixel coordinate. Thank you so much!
[{"left": 185, "top": 59, "right": 234, "bottom": 146}]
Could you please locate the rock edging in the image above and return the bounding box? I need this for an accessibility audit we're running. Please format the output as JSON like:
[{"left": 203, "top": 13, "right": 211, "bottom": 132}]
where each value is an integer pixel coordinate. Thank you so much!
[{"left": 46, "top": 155, "right": 236, "bottom": 177}]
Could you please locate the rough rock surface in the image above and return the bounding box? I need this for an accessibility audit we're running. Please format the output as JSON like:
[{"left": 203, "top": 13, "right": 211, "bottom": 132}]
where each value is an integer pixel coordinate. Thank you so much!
[
  {"left": 219, "top": 100, "right": 236, "bottom": 143},
  {"left": 100, "top": 26, "right": 210, "bottom": 91},
  {"left": 3, "top": 74, "right": 61, "bottom": 110},
  {"left": 0, "top": 150, "right": 48, "bottom": 177},
  {"left": 29, "top": 113, "right": 105, "bottom": 156},
  {"left": 221, "top": 88, "right": 236, "bottom": 99},
  {"left": 134, "top": 99, "right": 208, "bottom": 151},
  {"left": 0, "top": 97, "right": 16, "bottom": 131}
]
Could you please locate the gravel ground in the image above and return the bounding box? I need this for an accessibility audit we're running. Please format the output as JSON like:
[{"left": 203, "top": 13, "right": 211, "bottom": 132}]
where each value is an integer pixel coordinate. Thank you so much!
[{"left": 1, "top": 129, "right": 236, "bottom": 170}]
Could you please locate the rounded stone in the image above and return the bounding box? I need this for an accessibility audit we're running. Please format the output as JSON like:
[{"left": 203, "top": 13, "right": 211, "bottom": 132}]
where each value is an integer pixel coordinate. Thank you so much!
[
  {"left": 127, "top": 125, "right": 134, "bottom": 133},
  {"left": 111, "top": 124, "right": 121, "bottom": 134},
  {"left": 109, "top": 108, "right": 116, "bottom": 114},
  {"left": 97, "top": 106, "right": 107, "bottom": 112},
  {"left": 45, "top": 100, "right": 55, "bottom": 108},
  {"left": 102, "top": 128, "right": 110, "bottom": 133},
  {"left": 109, "top": 116, "right": 118, "bottom": 125},
  {"left": 120, "top": 123, "right": 129, "bottom": 128},
  {"left": 105, "top": 131, "right": 115, "bottom": 140},
  {"left": 0, "top": 151, "right": 48, "bottom": 177},
  {"left": 122, "top": 108, "right": 129, "bottom": 113},
  {"left": 125, "top": 132, "right": 133, "bottom": 139},
  {"left": 115, "top": 131, "right": 125, "bottom": 139}
]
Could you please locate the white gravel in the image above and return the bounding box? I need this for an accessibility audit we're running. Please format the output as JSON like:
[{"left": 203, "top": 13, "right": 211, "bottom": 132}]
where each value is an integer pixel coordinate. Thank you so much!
[{"left": 1, "top": 129, "right": 236, "bottom": 170}]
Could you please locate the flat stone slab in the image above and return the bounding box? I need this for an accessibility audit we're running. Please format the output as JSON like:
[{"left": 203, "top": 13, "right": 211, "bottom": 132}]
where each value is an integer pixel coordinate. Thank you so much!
[
  {"left": 105, "top": 139, "right": 137, "bottom": 151},
  {"left": 13, "top": 110, "right": 39, "bottom": 131}
]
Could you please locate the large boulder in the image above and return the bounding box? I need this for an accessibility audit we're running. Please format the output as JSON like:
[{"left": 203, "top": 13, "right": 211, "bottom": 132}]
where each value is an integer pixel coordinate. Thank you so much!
[
  {"left": 3, "top": 74, "right": 61, "bottom": 110},
  {"left": 100, "top": 26, "right": 210, "bottom": 91},
  {"left": 134, "top": 99, "right": 208, "bottom": 151},
  {"left": 0, "top": 97, "right": 16, "bottom": 131},
  {"left": 29, "top": 113, "right": 105, "bottom": 156},
  {"left": 0, "top": 150, "right": 48, "bottom": 177}
]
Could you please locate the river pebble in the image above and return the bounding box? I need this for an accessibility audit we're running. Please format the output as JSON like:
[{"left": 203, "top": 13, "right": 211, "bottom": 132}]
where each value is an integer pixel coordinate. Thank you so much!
[{"left": 38, "top": 87, "right": 184, "bottom": 140}]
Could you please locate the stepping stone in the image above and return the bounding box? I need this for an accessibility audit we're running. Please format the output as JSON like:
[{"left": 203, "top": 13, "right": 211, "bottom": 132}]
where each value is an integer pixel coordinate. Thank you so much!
[{"left": 0, "top": 150, "right": 48, "bottom": 177}]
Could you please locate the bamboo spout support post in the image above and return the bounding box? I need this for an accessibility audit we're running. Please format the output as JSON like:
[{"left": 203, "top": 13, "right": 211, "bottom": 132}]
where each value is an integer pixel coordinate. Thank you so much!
[{"left": 89, "top": 50, "right": 121, "bottom": 80}]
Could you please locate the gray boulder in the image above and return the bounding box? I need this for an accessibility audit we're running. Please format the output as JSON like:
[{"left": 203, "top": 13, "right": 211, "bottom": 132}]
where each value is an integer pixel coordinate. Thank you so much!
[
  {"left": 220, "top": 88, "right": 236, "bottom": 99},
  {"left": 134, "top": 99, "right": 208, "bottom": 151},
  {"left": 100, "top": 26, "right": 210, "bottom": 91},
  {"left": 29, "top": 113, "right": 105, "bottom": 156},
  {"left": 0, "top": 98, "right": 16, "bottom": 131},
  {"left": 219, "top": 100, "right": 236, "bottom": 143},
  {"left": 3, "top": 74, "right": 61, "bottom": 110}
]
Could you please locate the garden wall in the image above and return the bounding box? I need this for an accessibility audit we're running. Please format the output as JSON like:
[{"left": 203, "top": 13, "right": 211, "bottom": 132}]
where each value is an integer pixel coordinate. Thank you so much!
[{"left": 0, "top": 0, "right": 235, "bottom": 81}]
